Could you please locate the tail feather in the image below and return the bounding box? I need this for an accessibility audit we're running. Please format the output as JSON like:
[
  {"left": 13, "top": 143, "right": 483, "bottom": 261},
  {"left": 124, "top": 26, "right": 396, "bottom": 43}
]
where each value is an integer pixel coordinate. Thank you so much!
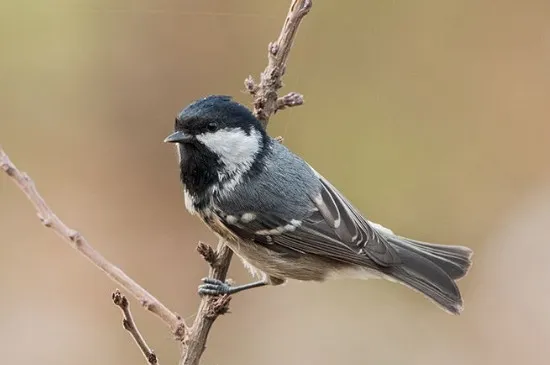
[
  {"left": 382, "top": 236, "right": 473, "bottom": 315},
  {"left": 390, "top": 237, "right": 473, "bottom": 280}
]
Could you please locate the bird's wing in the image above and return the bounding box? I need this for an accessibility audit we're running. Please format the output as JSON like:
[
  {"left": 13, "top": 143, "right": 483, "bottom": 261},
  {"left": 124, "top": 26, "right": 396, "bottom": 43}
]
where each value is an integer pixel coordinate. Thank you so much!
[
  {"left": 219, "top": 168, "right": 401, "bottom": 267},
  {"left": 310, "top": 170, "right": 401, "bottom": 266}
]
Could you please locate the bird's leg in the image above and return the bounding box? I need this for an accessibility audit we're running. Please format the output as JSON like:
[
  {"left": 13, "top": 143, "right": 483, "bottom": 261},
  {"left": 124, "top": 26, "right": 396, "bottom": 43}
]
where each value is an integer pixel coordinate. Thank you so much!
[{"left": 198, "top": 277, "right": 268, "bottom": 296}]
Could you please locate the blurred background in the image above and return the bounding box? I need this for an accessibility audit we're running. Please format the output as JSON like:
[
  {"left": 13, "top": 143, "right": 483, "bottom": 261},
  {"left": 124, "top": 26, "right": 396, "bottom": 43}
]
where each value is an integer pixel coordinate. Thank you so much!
[{"left": 2, "top": 0, "right": 550, "bottom": 364}]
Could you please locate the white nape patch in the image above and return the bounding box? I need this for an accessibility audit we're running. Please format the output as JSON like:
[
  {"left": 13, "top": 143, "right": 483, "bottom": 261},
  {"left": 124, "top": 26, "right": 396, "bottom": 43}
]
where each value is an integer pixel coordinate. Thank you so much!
[
  {"left": 197, "top": 127, "right": 262, "bottom": 197},
  {"left": 225, "top": 215, "right": 238, "bottom": 224},
  {"left": 196, "top": 127, "right": 261, "bottom": 173},
  {"left": 367, "top": 220, "right": 394, "bottom": 236},
  {"left": 241, "top": 213, "right": 256, "bottom": 223},
  {"left": 183, "top": 189, "right": 196, "bottom": 215},
  {"left": 256, "top": 219, "right": 302, "bottom": 235}
]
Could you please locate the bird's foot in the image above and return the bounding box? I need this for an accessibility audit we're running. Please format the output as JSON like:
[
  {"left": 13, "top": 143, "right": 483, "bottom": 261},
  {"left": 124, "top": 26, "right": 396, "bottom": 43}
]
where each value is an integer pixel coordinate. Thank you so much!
[
  {"left": 198, "top": 278, "right": 268, "bottom": 296},
  {"left": 198, "top": 278, "right": 233, "bottom": 296}
]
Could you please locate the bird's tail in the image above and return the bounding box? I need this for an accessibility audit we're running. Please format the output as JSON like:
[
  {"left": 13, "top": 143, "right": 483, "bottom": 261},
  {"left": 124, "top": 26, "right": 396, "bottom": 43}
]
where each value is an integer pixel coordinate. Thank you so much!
[{"left": 382, "top": 236, "right": 473, "bottom": 314}]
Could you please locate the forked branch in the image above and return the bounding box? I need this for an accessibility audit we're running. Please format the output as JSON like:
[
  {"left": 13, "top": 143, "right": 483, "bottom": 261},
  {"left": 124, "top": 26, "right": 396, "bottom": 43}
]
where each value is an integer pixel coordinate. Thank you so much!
[
  {"left": 0, "top": 0, "right": 312, "bottom": 364},
  {"left": 0, "top": 148, "right": 186, "bottom": 342},
  {"left": 113, "top": 290, "right": 159, "bottom": 365},
  {"left": 182, "top": 1, "right": 312, "bottom": 363}
]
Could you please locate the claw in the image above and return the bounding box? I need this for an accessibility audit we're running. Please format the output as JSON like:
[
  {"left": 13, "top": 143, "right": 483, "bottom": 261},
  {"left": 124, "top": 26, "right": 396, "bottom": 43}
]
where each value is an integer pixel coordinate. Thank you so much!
[
  {"left": 201, "top": 277, "right": 225, "bottom": 285},
  {"left": 198, "top": 277, "right": 232, "bottom": 296}
]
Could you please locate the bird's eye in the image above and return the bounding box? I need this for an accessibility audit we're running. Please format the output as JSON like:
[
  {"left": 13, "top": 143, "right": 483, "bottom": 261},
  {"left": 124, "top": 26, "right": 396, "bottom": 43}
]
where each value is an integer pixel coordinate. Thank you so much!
[{"left": 207, "top": 122, "right": 218, "bottom": 132}]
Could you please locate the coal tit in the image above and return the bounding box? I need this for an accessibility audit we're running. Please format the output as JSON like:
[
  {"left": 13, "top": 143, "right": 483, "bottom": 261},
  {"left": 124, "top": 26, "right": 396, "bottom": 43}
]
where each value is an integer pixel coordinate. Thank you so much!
[{"left": 164, "top": 95, "right": 473, "bottom": 314}]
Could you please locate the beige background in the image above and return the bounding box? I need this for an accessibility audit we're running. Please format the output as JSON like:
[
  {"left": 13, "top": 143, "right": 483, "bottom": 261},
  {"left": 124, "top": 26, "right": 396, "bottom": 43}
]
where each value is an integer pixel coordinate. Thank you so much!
[{"left": 2, "top": 1, "right": 550, "bottom": 364}]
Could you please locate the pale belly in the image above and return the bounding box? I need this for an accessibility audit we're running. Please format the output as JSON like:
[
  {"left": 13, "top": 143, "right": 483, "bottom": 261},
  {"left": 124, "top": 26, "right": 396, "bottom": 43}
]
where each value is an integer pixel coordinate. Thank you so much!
[{"left": 201, "top": 213, "right": 336, "bottom": 284}]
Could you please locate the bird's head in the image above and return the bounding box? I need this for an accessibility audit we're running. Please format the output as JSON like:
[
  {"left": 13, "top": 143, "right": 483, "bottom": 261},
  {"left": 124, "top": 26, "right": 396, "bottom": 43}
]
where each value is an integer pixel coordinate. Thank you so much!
[{"left": 164, "top": 96, "right": 270, "bottom": 193}]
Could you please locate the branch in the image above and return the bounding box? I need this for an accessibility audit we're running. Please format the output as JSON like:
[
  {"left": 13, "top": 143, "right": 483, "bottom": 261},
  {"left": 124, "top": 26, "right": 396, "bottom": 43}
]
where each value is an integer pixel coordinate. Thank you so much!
[
  {"left": 1, "top": 1, "right": 312, "bottom": 364},
  {"left": 181, "top": 1, "right": 312, "bottom": 364},
  {"left": 113, "top": 290, "right": 159, "bottom": 365},
  {"left": 245, "top": 0, "right": 312, "bottom": 126},
  {"left": 0, "top": 147, "right": 187, "bottom": 341},
  {"left": 180, "top": 241, "right": 232, "bottom": 365}
]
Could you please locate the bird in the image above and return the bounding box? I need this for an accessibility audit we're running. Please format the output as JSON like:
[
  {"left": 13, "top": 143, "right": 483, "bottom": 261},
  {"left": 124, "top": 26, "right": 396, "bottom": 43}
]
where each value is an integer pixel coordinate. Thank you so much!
[{"left": 164, "top": 95, "right": 473, "bottom": 315}]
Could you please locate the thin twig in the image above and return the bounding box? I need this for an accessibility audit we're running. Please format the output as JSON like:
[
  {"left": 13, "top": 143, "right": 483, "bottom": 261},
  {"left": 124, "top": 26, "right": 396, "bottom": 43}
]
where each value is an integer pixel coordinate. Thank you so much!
[
  {"left": 1, "top": 1, "right": 312, "bottom": 364},
  {"left": 245, "top": 0, "right": 312, "bottom": 126},
  {"left": 0, "top": 147, "right": 187, "bottom": 341},
  {"left": 113, "top": 290, "right": 159, "bottom": 365},
  {"left": 181, "top": 1, "right": 312, "bottom": 364}
]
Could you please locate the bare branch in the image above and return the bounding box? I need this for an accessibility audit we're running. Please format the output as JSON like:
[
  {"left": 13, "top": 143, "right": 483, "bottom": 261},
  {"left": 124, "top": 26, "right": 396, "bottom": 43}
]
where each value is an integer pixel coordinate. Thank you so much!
[
  {"left": 0, "top": 147, "right": 187, "bottom": 341},
  {"left": 113, "top": 290, "right": 159, "bottom": 365},
  {"left": 1, "top": 1, "right": 312, "bottom": 364},
  {"left": 180, "top": 240, "right": 233, "bottom": 365},
  {"left": 181, "top": 1, "right": 313, "bottom": 364},
  {"left": 246, "top": 0, "right": 312, "bottom": 126}
]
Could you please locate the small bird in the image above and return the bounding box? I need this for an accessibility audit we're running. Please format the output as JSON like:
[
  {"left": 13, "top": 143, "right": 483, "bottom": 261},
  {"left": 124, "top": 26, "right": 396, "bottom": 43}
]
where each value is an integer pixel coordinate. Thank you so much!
[{"left": 164, "top": 95, "right": 473, "bottom": 314}]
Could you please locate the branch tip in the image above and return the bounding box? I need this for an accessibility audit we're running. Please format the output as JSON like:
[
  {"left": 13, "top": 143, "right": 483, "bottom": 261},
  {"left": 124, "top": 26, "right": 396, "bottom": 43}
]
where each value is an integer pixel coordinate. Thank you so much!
[
  {"left": 112, "top": 289, "right": 128, "bottom": 308},
  {"left": 197, "top": 242, "right": 218, "bottom": 267},
  {"left": 276, "top": 92, "right": 304, "bottom": 111},
  {"left": 295, "top": 0, "right": 313, "bottom": 15},
  {"left": 112, "top": 290, "right": 159, "bottom": 365}
]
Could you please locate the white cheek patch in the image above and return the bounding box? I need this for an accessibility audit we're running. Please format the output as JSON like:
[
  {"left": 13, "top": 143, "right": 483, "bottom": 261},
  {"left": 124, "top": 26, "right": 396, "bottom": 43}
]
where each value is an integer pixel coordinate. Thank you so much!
[{"left": 196, "top": 128, "right": 261, "bottom": 173}]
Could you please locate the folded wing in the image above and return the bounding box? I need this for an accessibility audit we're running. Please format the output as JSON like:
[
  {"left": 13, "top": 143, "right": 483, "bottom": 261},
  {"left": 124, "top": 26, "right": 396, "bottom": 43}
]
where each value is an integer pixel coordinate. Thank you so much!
[{"left": 218, "top": 167, "right": 400, "bottom": 267}]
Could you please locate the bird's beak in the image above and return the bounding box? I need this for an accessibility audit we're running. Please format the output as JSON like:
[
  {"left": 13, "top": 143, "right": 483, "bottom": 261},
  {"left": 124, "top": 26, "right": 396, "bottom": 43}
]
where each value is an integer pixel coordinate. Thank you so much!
[{"left": 163, "top": 131, "right": 192, "bottom": 143}]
